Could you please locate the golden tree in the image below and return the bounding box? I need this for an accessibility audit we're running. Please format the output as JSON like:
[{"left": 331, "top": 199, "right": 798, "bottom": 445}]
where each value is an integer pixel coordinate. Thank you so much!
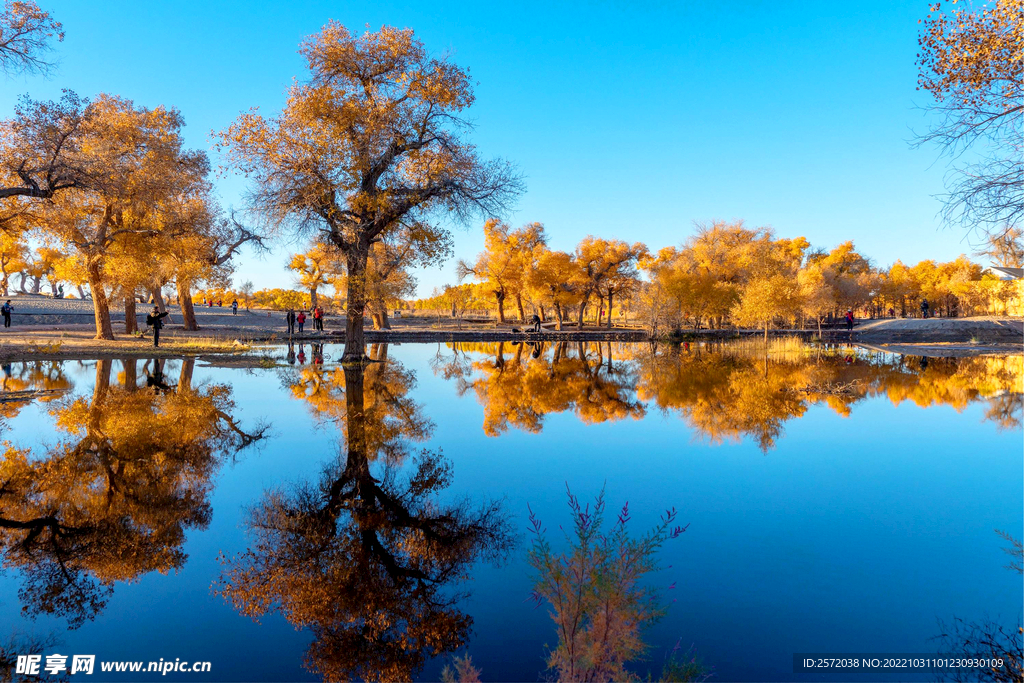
[
  {"left": 573, "top": 237, "right": 646, "bottom": 329},
  {"left": 219, "top": 24, "right": 521, "bottom": 361},
  {"left": 0, "top": 0, "right": 62, "bottom": 76},
  {"left": 288, "top": 242, "right": 337, "bottom": 309},
  {"left": 0, "top": 229, "right": 27, "bottom": 295},
  {"left": 526, "top": 249, "right": 585, "bottom": 330},
  {"left": 33, "top": 94, "right": 209, "bottom": 339},
  {"left": 458, "top": 219, "right": 544, "bottom": 323},
  {"left": 916, "top": 0, "right": 1023, "bottom": 231},
  {"left": 0, "top": 92, "right": 91, "bottom": 218}
]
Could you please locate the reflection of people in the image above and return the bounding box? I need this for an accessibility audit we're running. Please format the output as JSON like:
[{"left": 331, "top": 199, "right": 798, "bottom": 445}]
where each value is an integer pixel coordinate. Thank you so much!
[
  {"left": 286, "top": 343, "right": 296, "bottom": 365},
  {"left": 297, "top": 344, "right": 306, "bottom": 365},
  {"left": 312, "top": 343, "right": 324, "bottom": 365},
  {"left": 144, "top": 358, "right": 171, "bottom": 393},
  {"left": 146, "top": 307, "right": 169, "bottom": 347}
]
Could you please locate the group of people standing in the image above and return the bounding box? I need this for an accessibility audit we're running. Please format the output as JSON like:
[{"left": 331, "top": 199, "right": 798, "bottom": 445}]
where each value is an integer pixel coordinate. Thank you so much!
[{"left": 285, "top": 305, "right": 326, "bottom": 335}]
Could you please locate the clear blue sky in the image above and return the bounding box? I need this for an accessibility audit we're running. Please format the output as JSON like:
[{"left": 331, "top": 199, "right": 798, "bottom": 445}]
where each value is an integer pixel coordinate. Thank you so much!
[{"left": 1, "top": 0, "right": 981, "bottom": 296}]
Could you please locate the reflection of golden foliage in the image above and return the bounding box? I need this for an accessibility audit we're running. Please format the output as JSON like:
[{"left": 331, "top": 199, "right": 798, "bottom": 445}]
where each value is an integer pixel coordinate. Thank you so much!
[
  {"left": 444, "top": 340, "right": 1023, "bottom": 450},
  {"left": 0, "top": 358, "right": 264, "bottom": 628},
  {"left": 452, "top": 341, "right": 644, "bottom": 436},
  {"left": 221, "top": 363, "right": 512, "bottom": 683},
  {"left": 283, "top": 346, "right": 432, "bottom": 463}
]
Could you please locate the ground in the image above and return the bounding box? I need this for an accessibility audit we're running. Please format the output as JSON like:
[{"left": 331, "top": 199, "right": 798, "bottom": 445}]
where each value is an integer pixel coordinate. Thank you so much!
[{"left": 0, "top": 294, "right": 1020, "bottom": 359}]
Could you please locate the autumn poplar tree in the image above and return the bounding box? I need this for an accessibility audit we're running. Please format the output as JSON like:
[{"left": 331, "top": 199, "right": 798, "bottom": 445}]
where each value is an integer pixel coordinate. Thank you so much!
[
  {"left": 36, "top": 94, "right": 209, "bottom": 339},
  {"left": 916, "top": 0, "right": 1023, "bottom": 233},
  {"left": 0, "top": 0, "right": 62, "bottom": 76},
  {"left": 219, "top": 24, "right": 521, "bottom": 361}
]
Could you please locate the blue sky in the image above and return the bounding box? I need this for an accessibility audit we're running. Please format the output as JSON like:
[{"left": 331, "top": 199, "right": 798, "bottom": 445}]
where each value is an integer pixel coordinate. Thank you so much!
[{"left": 1, "top": 0, "right": 982, "bottom": 295}]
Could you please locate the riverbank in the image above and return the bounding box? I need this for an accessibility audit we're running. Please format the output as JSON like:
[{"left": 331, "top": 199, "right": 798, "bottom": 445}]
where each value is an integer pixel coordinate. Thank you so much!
[{"left": 0, "top": 295, "right": 1019, "bottom": 358}]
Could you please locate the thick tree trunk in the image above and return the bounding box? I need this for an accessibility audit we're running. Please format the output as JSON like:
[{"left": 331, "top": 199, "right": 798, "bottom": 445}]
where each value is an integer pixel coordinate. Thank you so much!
[
  {"left": 86, "top": 259, "right": 114, "bottom": 340},
  {"left": 606, "top": 291, "right": 614, "bottom": 330},
  {"left": 343, "top": 248, "right": 368, "bottom": 362},
  {"left": 554, "top": 302, "right": 564, "bottom": 331},
  {"left": 577, "top": 294, "right": 590, "bottom": 329},
  {"left": 151, "top": 287, "right": 167, "bottom": 313},
  {"left": 539, "top": 306, "right": 546, "bottom": 322},
  {"left": 495, "top": 291, "right": 506, "bottom": 323},
  {"left": 30, "top": 276, "right": 41, "bottom": 294},
  {"left": 0, "top": 273, "right": 8, "bottom": 296},
  {"left": 310, "top": 286, "right": 318, "bottom": 309},
  {"left": 516, "top": 293, "right": 526, "bottom": 322},
  {"left": 124, "top": 295, "right": 137, "bottom": 334},
  {"left": 177, "top": 280, "right": 199, "bottom": 331},
  {"left": 380, "top": 307, "right": 391, "bottom": 329}
]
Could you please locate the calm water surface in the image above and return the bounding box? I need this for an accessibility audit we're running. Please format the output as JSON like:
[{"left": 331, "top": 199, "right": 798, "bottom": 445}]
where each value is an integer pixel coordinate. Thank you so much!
[{"left": 1, "top": 340, "right": 1021, "bottom": 682}]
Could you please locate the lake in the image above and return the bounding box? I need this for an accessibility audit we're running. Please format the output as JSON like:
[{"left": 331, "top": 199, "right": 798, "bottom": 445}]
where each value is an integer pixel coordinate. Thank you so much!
[{"left": 1, "top": 339, "right": 1021, "bottom": 682}]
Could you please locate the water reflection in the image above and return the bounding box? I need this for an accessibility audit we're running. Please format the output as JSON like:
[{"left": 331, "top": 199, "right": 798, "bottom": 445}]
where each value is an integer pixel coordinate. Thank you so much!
[
  {"left": 437, "top": 340, "right": 1023, "bottom": 451},
  {"left": 219, "top": 347, "right": 514, "bottom": 682},
  {"left": 0, "top": 358, "right": 266, "bottom": 627}
]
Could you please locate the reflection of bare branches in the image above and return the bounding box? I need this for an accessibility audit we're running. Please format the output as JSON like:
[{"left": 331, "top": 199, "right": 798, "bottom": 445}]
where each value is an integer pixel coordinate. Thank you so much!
[
  {"left": 996, "top": 530, "right": 1023, "bottom": 575},
  {"left": 935, "top": 617, "right": 1023, "bottom": 683},
  {"left": 0, "top": 631, "right": 63, "bottom": 682}
]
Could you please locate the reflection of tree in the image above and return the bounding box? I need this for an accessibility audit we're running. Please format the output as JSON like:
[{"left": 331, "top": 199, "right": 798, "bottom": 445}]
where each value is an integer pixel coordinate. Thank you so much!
[
  {"left": 453, "top": 341, "right": 645, "bottom": 436},
  {"left": 440, "top": 341, "right": 1022, "bottom": 451},
  {"left": 222, "top": 357, "right": 513, "bottom": 682},
  {"left": 0, "top": 360, "right": 73, "bottom": 420},
  {"left": 284, "top": 344, "right": 433, "bottom": 463},
  {"left": 0, "top": 358, "right": 266, "bottom": 627}
]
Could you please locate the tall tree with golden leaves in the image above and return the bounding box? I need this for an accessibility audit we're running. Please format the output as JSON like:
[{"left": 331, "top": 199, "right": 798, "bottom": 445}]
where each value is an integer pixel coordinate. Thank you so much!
[
  {"left": 219, "top": 24, "right": 521, "bottom": 361},
  {"left": 916, "top": 0, "right": 1023, "bottom": 232},
  {"left": 0, "top": 0, "right": 62, "bottom": 76}
]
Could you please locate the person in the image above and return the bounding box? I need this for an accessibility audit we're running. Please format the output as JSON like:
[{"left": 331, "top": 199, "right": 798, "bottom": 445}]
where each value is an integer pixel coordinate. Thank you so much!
[
  {"left": 530, "top": 313, "right": 541, "bottom": 333},
  {"left": 845, "top": 309, "right": 854, "bottom": 330},
  {"left": 296, "top": 310, "right": 306, "bottom": 333},
  {"left": 146, "top": 306, "right": 169, "bottom": 347},
  {"left": 887, "top": 307, "right": 895, "bottom": 318},
  {"left": 286, "top": 309, "right": 296, "bottom": 335},
  {"left": 231, "top": 299, "right": 238, "bottom": 315},
  {"left": 1, "top": 300, "right": 12, "bottom": 328},
  {"left": 208, "top": 299, "right": 214, "bottom": 308},
  {"left": 311, "top": 305, "right": 321, "bottom": 332},
  {"left": 316, "top": 306, "right": 325, "bottom": 331},
  {"left": 920, "top": 298, "right": 929, "bottom": 318}
]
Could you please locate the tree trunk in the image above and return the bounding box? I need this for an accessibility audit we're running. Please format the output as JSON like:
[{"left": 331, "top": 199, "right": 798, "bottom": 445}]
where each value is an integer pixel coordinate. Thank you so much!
[
  {"left": 343, "top": 248, "right": 369, "bottom": 362},
  {"left": 516, "top": 292, "right": 526, "bottom": 322},
  {"left": 30, "top": 276, "right": 41, "bottom": 294},
  {"left": 123, "top": 358, "right": 137, "bottom": 390},
  {"left": 606, "top": 291, "right": 614, "bottom": 330},
  {"left": 577, "top": 294, "right": 590, "bottom": 329},
  {"left": 495, "top": 291, "right": 506, "bottom": 323},
  {"left": 539, "top": 306, "right": 546, "bottom": 322},
  {"left": 151, "top": 287, "right": 167, "bottom": 313},
  {"left": 310, "top": 286, "right": 318, "bottom": 309},
  {"left": 177, "top": 280, "right": 199, "bottom": 331},
  {"left": 0, "top": 273, "right": 8, "bottom": 296},
  {"left": 554, "top": 302, "right": 564, "bottom": 331},
  {"left": 123, "top": 295, "right": 137, "bottom": 334},
  {"left": 86, "top": 259, "right": 114, "bottom": 340},
  {"left": 76, "top": 284, "right": 86, "bottom": 299}
]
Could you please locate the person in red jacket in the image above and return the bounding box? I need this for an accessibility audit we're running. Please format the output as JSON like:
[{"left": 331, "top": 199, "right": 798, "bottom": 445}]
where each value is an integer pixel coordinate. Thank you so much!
[{"left": 297, "top": 311, "right": 306, "bottom": 333}]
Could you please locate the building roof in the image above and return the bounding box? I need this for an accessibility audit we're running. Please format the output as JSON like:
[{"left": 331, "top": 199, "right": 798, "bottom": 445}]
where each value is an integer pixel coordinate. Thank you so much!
[{"left": 989, "top": 266, "right": 1024, "bottom": 280}]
